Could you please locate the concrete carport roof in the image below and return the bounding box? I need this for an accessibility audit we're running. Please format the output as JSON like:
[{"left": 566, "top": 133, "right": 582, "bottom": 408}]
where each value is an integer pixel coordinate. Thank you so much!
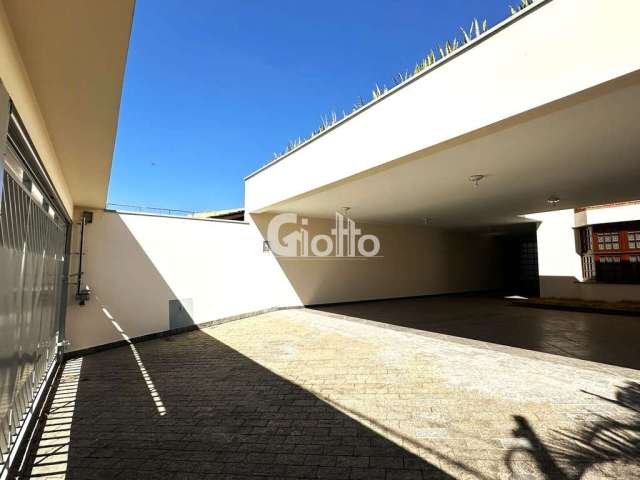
[
  {"left": 244, "top": 0, "right": 640, "bottom": 229},
  {"left": 2, "top": 0, "right": 135, "bottom": 213},
  {"left": 257, "top": 73, "right": 640, "bottom": 229}
]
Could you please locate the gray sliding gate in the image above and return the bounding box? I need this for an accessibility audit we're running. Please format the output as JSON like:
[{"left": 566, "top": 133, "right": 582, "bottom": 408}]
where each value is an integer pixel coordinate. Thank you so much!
[{"left": 0, "top": 87, "right": 69, "bottom": 471}]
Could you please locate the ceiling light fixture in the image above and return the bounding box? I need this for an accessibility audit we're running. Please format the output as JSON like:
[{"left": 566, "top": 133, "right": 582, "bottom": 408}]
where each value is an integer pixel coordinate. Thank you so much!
[
  {"left": 546, "top": 195, "right": 560, "bottom": 205},
  {"left": 469, "top": 174, "right": 486, "bottom": 187}
]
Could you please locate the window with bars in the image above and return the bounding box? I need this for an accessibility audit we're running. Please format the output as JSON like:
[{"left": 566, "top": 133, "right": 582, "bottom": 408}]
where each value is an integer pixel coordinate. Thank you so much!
[
  {"left": 579, "top": 226, "right": 593, "bottom": 253},
  {"left": 582, "top": 255, "right": 596, "bottom": 280},
  {"left": 599, "top": 255, "right": 622, "bottom": 263},
  {"left": 596, "top": 232, "right": 620, "bottom": 251},
  {"left": 577, "top": 221, "right": 640, "bottom": 284},
  {"left": 1, "top": 101, "right": 69, "bottom": 471}
]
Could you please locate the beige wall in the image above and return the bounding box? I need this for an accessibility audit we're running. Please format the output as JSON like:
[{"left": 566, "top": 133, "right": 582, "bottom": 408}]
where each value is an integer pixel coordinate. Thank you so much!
[
  {"left": 66, "top": 210, "right": 504, "bottom": 351},
  {"left": 0, "top": 2, "right": 72, "bottom": 215},
  {"left": 253, "top": 213, "right": 503, "bottom": 305}
]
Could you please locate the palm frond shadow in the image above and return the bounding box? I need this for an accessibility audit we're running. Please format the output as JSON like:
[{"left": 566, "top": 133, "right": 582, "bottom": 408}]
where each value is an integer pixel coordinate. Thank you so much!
[
  {"left": 550, "top": 381, "right": 640, "bottom": 477},
  {"left": 505, "top": 381, "right": 640, "bottom": 479}
]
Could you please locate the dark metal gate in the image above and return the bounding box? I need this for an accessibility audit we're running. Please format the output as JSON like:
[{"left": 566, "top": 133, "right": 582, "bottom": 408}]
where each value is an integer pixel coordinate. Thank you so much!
[{"left": 0, "top": 87, "right": 69, "bottom": 472}]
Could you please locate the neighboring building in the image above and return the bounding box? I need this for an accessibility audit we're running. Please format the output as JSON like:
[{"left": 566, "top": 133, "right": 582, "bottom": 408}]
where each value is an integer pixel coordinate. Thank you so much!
[
  {"left": 191, "top": 208, "right": 245, "bottom": 221},
  {"left": 577, "top": 205, "right": 640, "bottom": 285},
  {"left": 576, "top": 203, "right": 640, "bottom": 291}
]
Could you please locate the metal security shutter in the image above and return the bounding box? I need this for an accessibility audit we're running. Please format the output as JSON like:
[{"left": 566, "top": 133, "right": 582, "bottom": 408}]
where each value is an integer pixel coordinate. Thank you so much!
[{"left": 0, "top": 89, "right": 69, "bottom": 472}]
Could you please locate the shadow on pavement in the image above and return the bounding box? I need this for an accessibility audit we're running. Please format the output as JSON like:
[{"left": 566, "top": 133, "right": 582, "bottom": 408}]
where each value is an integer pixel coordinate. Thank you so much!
[
  {"left": 310, "top": 294, "right": 640, "bottom": 370},
  {"left": 21, "top": 328, "right": 460, "bottom": 479},
  {"left": 504, "top": 381, "right": 640, "bottom": 479}
]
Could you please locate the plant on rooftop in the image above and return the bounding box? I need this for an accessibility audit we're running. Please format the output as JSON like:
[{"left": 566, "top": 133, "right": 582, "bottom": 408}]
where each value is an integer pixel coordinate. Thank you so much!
[
  {"left": 352, "top": 96, "right": 366, "bottom": 112},
  {"left": 270, "top": 0, "right": 537, "bottom": 162},
  {"left": 460, "top": 18, "right": 488, "bottom": 44},
  {"left": 510, "top": 0, "right": 535, "bottom": 15},
  {"left": 393, "top": 71, "right": 412, "bottom": 86},
  {"left": 413, "top": 50, "right": 437, "bottom": 75},
  {"left": 372, "top": 84, "right": 389, "bottom": 100}
]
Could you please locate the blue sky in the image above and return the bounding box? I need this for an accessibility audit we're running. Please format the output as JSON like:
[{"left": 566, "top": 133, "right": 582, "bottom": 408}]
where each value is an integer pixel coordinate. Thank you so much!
[{"left": 108, "top": 0, "right": 512, "bottom": 212}]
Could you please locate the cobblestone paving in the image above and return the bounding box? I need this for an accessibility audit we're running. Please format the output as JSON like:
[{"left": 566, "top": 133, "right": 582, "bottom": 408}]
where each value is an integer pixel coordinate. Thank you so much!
[{"left": 23, "top": 308, "right": 640, "bottom": 479}]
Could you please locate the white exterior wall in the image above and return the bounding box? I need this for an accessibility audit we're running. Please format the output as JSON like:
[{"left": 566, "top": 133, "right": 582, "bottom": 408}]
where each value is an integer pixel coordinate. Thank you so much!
[
  {"left": 527, "top": 209, "right": 583, "bottom": 298},
  {"left": 531, "top": 207, "right": 640, "bottom": 302},
  {"left": 65, "top": 211, "right": 303, "bottom": 352},
  {"left": 66, "top": 210, "right": 504, "bottom": 351},
  {"left": 245, "top": 0, "right": 640, "bottom": 213},
  {"left": 575, "top": 203, "right": 640, "bottom": 227}
]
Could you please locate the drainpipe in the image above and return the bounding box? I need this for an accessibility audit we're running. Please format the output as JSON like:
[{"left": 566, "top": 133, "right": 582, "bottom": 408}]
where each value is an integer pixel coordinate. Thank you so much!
[{"left": 74, "top": 211, "right": 92, "bottom": 305}]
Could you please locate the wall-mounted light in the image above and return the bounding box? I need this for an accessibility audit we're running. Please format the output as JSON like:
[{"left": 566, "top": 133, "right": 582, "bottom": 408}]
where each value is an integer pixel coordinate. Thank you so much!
[
  {"left": 546, "top": 195, "right": 560, "bottom": 205},
  {"left": 76, "top": 285, "right": 91, "bottom": 306}
]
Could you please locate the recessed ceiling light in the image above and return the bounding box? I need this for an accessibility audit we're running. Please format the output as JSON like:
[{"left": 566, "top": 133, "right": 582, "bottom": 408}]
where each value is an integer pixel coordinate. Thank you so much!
[
  {"left": 546, "top": 195, "right": 560, "bottom": 205},
  {"left": 469, "top": 174, "right": 486, "bottom": 187}
]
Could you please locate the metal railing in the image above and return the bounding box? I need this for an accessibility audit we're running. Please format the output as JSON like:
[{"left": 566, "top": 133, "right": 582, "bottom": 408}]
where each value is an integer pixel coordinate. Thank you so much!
[
  {"left": 0, "top": 167, "right": 66, "bottom": 469},
  {"left": 105, "top": 203, "right": 195, "bottom": 217}
]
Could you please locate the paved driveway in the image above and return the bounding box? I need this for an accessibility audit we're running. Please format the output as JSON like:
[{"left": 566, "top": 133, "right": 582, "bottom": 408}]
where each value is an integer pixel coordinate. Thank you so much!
[
  {"left": 23, "top": 303, "right": 640, "bottom": 479},
  {"left": 312, "top": 295, "right": 640, "bottom": 370}
]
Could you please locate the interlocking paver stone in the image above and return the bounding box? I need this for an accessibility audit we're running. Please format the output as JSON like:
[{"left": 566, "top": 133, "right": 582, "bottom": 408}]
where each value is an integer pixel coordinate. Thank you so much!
[{"left": 20, "top": 305, "right": 640, "bottom": 479}]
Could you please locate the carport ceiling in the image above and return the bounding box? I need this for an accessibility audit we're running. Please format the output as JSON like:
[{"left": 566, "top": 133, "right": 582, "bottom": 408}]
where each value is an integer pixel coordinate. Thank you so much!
[{"left": 264, "top": 73, "right": 640, "bottom": 228}]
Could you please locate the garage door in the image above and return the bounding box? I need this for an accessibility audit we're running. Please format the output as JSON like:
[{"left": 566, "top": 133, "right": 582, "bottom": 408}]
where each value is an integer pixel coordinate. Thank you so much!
[{"left": 0, "top": 90, "right": 69, "bottom": 470}]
